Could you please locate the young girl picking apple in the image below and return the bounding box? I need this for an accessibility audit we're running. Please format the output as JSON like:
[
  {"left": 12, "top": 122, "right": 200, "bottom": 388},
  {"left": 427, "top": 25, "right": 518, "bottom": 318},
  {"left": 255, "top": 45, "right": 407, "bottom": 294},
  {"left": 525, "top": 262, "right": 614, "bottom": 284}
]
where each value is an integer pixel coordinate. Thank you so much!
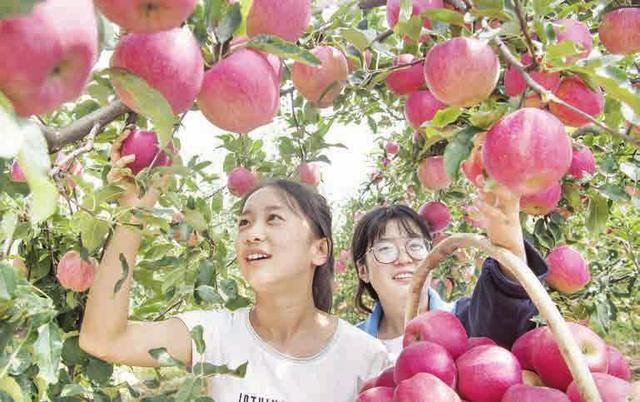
[
  {"left": 79, "top": 134, "right": 388, "bottom": 402},
  {"left": 352, "top": 182, "right": 549, "bottom": 361}
]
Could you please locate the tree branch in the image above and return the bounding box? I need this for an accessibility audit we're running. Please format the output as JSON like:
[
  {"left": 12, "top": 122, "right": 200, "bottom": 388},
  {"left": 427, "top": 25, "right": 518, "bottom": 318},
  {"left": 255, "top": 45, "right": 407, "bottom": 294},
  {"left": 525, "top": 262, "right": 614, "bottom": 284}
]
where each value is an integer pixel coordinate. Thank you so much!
[
  {"left": 490, "top": 25, "right": 640, "bottom": 148},
  {"left": 368, "top": 29, "right": 394, "bottom": 48},
  {"left": 40, "top": 100, "right": 130, "bottom": 153},
  {"left": 358, "top": 0, "right": 386, "bottom": 9},
  {"left": 50, "top": 123, "right": 100, "bottom": 177},
  {"left": 513, "top": 0, "right": 538, "bottom": 68}
]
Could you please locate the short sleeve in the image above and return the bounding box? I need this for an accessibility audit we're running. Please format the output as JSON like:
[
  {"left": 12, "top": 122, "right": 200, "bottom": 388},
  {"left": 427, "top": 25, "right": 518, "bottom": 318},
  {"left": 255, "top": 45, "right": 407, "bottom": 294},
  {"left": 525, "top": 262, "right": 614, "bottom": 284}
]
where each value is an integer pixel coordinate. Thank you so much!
[{"left": 174, "top": 309, "right": 229, "bottom": 370}]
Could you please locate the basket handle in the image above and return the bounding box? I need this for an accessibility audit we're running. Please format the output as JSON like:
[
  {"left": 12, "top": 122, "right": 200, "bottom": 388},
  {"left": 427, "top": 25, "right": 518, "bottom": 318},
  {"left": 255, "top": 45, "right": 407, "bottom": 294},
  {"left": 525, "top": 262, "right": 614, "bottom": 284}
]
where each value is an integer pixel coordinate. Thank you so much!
[{"left": 404, "top": 233, "right": 602, "bottom": 402}]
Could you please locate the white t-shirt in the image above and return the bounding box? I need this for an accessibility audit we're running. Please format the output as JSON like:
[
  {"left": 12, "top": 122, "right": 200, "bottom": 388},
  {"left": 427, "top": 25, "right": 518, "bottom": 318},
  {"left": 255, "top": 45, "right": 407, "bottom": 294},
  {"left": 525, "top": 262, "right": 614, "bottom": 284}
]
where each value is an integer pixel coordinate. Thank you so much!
[
  {"left": 175, "top": 307, "right": 389, "bottom": 402},
  {"left": 380, "top": 336, "right": 403, "bottom": 362}
]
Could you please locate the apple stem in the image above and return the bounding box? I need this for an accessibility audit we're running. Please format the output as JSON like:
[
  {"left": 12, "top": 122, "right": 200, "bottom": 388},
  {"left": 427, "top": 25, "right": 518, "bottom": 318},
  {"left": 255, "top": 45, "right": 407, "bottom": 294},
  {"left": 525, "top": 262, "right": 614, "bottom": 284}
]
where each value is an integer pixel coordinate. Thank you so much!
[{"left": 404, "top": 233, "right": 602, "bottom": 402}]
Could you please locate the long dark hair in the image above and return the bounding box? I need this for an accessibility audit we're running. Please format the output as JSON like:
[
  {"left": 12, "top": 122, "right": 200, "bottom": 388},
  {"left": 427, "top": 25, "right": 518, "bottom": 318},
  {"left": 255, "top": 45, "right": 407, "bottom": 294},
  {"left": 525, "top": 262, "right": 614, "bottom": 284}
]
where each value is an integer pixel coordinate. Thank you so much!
[
  {"left": 240, "top": 179, "right": 335, "bottom": 312},
  {"left": 351, "top": 204, "right": 431, "bottom": 314}
]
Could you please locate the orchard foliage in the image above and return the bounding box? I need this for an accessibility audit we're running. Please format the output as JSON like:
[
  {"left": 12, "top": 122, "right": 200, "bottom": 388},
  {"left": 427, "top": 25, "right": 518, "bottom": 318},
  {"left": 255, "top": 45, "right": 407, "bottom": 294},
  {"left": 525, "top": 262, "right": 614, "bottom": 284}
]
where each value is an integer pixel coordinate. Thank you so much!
[{"left": 0, "top": 0, "right": 639, "bottom": 400}]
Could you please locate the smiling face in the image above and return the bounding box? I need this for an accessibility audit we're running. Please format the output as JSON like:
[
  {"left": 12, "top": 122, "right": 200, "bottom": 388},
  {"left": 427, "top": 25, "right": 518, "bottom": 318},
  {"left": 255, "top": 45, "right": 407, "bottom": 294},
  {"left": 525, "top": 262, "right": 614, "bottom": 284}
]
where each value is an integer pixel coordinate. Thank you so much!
[
  {"left": 358, "top": 219, "right": 428, "bottom": 310},
  {"left": 235, "top": 186, "right": 329, "bottom": 296}
]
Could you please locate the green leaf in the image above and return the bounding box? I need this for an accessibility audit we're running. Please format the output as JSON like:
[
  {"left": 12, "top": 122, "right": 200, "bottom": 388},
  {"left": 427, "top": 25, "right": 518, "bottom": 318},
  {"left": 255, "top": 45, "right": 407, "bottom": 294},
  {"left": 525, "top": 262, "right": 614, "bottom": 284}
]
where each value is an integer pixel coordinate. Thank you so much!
[
  {"left": 114, "top": 253, "right": 130, "bottom": 295},
  {"left": 60, "top": 384, "right": 87, "bottom": 398},
  {"left": 532, "top": 0, "right": 552, "bottom": 16},
  {"left": 205, "top": 0, "right": 227, "bottom": 27},
  {"left": 574, "top": 66, "right": 640, "bottom": 117},
  {"left": 620, "top": 162, "right": 640, "bottom": 181},
  {"left": 431, "top": 107, "right": 462, "bottom": 128},
  {"left": 85, "top": 358, "right": 113, "bottom": 384},
  {"left": 394, "top": 15, "right": 422, "bottom": 41},
  {"left": 586, "top": 192, "right": 609, "bottom": 236},
  {"left": 78, "top": 212, "right": 110, "bottom": 253},
  {"left": 16, "top": 123, "right": 58, "bottom": 223},
  {"left": 184, "top": 208, "right": 208, "bottom": 231},
  {"left": 191, "top": 325, "right": 206, "bottom": 354},
  {"left": 193, "top": 361, "right": 248, "bottom": 378},
  {"left": 175, "top": 377, "right": 205, "bottom": 402},
  {"left": 215, "top": 2, "right": 241, "bottom": 43},
  {"left": 340, "top": 28, "right": 370, "bottom": 51},
  {"left": 106, "top": 68, "right": 177, "bottom": 147},
  {"left": 443, "top": 127, "right": 479, "bottom": 180},
  {"left": 423, "top": 8, "right": 466, "bottom": 26},
  {"left": 0, "top": 376, "right": 24, "bottom": 402},
  {"left": 81, "top": 184, "right": 125, "bottom": 211},
  {"left": 62, "top": 336, "right": 88, "bottom": 367},
  {"left": 546, "top": 40, "right": 580, "bottom": 59},
  {"left": 0, "top": 0, "right": 41, "bottom": 19},
  {"left": 148, "top": 347, "right": 185, "bottom": 369},
  {"left": 246, "top": 35, "right": 321, "bottom": 65},
  {"left": 33, "top": 323, "right": 63, "bottom": 384},
  {"left": 0, "top": 211, "right": 18, "bottom": 242},
  {"left": 196, "top": 285, "right": 224, "bottom": 305}
]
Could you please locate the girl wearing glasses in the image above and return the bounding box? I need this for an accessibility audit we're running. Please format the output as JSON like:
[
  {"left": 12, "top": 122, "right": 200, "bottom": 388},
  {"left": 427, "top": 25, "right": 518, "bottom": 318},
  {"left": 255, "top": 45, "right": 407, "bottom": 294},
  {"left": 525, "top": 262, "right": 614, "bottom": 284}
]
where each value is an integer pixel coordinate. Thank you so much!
[
  {"left": 351, "top": 184, "right": 549, "bottom": 361},
  {"left": 79, "top": 135, "right": 388, "bottom": 402}
]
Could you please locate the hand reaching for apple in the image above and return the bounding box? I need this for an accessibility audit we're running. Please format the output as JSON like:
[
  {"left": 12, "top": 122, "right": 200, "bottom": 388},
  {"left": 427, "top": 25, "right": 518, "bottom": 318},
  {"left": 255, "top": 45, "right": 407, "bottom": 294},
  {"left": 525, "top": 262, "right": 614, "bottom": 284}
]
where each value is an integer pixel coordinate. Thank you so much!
[
  {"left": 466, "top": 177, "right": 527, "bottom": 273},
  {"left": 108, "top": 129, "right": 167, "bottom": 210}
]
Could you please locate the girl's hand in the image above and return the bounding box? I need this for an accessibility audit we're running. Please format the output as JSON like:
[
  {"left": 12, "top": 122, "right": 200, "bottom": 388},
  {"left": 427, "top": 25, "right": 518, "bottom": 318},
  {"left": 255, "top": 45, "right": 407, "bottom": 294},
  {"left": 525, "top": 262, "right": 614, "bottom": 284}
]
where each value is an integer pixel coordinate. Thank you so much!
[
  {"left": 467, "top": 177, "right": 527, "bottom": 266},
  {"left": 108, "top": 129, "right": 166, "bottom": 210}
]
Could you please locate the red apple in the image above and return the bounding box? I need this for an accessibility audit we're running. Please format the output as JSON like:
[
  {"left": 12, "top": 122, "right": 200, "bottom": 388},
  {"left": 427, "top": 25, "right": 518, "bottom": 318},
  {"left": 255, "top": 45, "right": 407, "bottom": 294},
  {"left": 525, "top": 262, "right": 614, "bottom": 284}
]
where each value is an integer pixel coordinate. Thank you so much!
[
  {"left": 374, "top": 366, "right": 396, "bottom": 388},
  {"left": 227, "top": 167, "right": 258, "bottom": 198},
  {"left": 120, "top": 129, "right": 174, "bottom": 175},
  {"left": 504, "top": 54, "right": 561, "bottom": 97},
  {"left": 599, "top": 8, "right": 640, "bottom": 55},
  {"left": 468, "top": 337, "right": 496, "bottom": 349},
  {"left": 386, "top": 0, "right": 444, "bottom": 30},
  {"left": 385, "top": 142, "right": 399, "bottom": 155},
  {"left": 424, "top": 37, "right": 499, "bottom": 107},
  {"left": 553, "top": 19, "right": 593, "bottom": 62},
  {"left": 511, "top": 327, "right": 545, "bottom": 370},
  {"left": 112, "top": 28, "right": 204, "bottom": 115},
  {"left": 606, "top": 346, "right": 631, "bottom": 381},
  {"left": 545, "top": 245, "right": 591, "bottom": 294},
  {"left": 532, "top": 323, "right": 608, "bottom": 391},
  {"left": 291, "top": 46, "right": 349, "bottom": 108},
  {"left": 461, "top": 133, "right": 486, "bottom": 188},
  {"left": 385, "top": 54, "right": 425, "bottom": 96},
  {"left": 502, "top": 384, "right": 570, "bottom": 401},
  {"left": 549, "top": 76, "right": 604, "bottom": 128},
  {"left": 394, "top": 372, "right": 461, "bottom": 402},
  {"left": 456, "top": 345, "right": 522, "bottom": 402},
  {"left": 95, "top": 0, "right": 197, "bottom": 33},
  {"left": 297, "top": 163, "right": 321, "bottom": 186},
  {"left": 568, "top": 145, "right": 596, "bottom": 180},
  {"left": 0, "top": 0, "right": 98, "bottom": 117},
  {"left": 566, "top": 373, "right": 631, "bottom": 402},
  {"left": 246, "top": 0, "right": 311, "bottom": 42},
  {"left": 404, "top": 90, "right": 447, "bottom": 129},
  {"left": 198, "top": 48, "right": 279, "bottom": 133},
  {"left": 418, "top": 201, "right": 450, "bottom": 232},
  {"left": 417, "top": 156, "right": 451, "bottom": 191},
  {"left": 403, "top": 310, "right": 468, "bottom": 359},
  {"left": 520, "top": 181, "right": 562, "bottom": 216},
  {"left": 355, "top": 386, "right": 394, "bottom": 402},
  {"left": 56, "top": 250, "right": 98, "bottom": 292},
  {"left": 394, "top": 341, "right": 457, "bottom": 387},
  {"left": 9, "top": 160, "right": 27, "bottom": 183},
  {"left": 482, "top": 108, "right": 572, "bottom": 195}
]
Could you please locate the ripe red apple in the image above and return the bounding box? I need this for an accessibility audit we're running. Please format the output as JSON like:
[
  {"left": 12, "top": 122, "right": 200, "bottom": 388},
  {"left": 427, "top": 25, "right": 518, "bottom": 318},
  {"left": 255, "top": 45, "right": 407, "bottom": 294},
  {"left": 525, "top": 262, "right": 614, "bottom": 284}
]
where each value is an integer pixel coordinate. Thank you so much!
[
  {"left": 0, "top": 0, "right": 98, "bottom": 117},
  {"left": 482, "top": 108, "right": 572, "bottom": 195},
  {"left": 386, "top": 0, "right": 444, "bottom": 30},
  {"left": 394, "top": 341, "right": 457, "bottom": 387},
  {"left": 599, "top": 8, "right": 640, "bottom": 55},
  {"left": 545, "top": 245, "right": 590, "bottom": 294},
  {"left": 520, "top": 181, "right": 562, "bottom": 216},
  {"left": 355, "top": 387, "right": 394, "bottom": 402},
  {"left": 385, "top": 142, "right": 399, "bottom": 155},
  {"left": 456, "top": 345, "right": 522, "bottom": 402},
  {"left": 549, "top": 76, "right": 604, "bottom": 128},
  {"left": 112, "top": 28, "right": 203, "bottom": 115},
  {"left": 417, "top": 156, "right": 451, "bottom": 191},
  {"left": 568, "top": 145, "right": 596, "bottom": 180},
  {"left": 120, "top": 129, "right": 174, "bottom": 175},
  {"left": 403, "top": 310, "right": 468, "bottom": 359},
  {"left": 227, "top": 167, "right": 258, "bottom": 198},
  {"left": 511, "top": 327, "right": 545, "bottom": 370},
  {"left": 502, "top": 384, "right": 570, "bottom": 402},
  {"left": 418, "top": 201, "right": 450, "bottom": 232},
  {"left": 385, "top": 54, "right": 425, "bottom": 96},
  {"left": 461, "top": 133, "right": 486, "bottom": 188},
  {"left": 504, "top": 54, "right": 562, "bottom": 97},
  {"left": 291, "top": 46, "right": 349, "bottom": 108},
  {"left": 424, "top": 37, "right": 499, "bottom": 107},
  {"left": 468, "top": 337, "right": 496, "bottom": 349},
  {"left": 198, "top": 48, "right": 279, "bottom": 133},
  {"left": 553, "top": 19, "right": 593, "bottom": 62},
  {"left": 297, "top": 163, "right": 321, "bottom": 186},
  {"left": 404, "top": 90, "right": 447, "bottom": 129},
  {"left": 374, "top": 366, "right": 396, "bottom": 388},
  {"left": 9, "top": 160, "right": 27, "bottom": 183},
  {"left": 394, "top": 372, "right": 461, "bottom": 402},
  {"left": 56, "top": 250, "right": 98, "bottom": 292},
  {"left": 246, "top": 0, "right": 311, "bottom": 42},
  {"left": 606, "top": 346, "right": 631, "bottom": 381},
  {"left": 522, "top": 370, "right": 544, "bottom": 386},
  {"left": 95, "top": 0, "right": 197, "bottom": 33},
  {"left": 566, "top": 373, "right": 631, "bottom": 402},
  {"left": 532, "top": 323, "right": 608, "bottom": 391},
  {"left": 229, "top": 36, "right": 283, "bottom": 84}
]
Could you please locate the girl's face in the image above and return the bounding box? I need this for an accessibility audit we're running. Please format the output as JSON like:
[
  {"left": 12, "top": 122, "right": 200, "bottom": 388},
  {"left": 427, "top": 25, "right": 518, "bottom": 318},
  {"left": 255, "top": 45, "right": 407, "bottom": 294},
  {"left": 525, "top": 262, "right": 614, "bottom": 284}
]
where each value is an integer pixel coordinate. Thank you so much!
[
  {"left": 235, "top": 186, "right": 329, "bottom": 294},
  {"left": 359, "top": 219, "right": 428, "bottom": 306}
]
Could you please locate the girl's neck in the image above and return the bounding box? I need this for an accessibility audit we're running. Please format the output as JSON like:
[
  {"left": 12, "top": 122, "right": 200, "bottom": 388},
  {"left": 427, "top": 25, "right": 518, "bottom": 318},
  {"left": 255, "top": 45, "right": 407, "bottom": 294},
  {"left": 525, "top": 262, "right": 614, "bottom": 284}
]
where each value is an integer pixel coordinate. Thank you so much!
[
  {"left": 251, "top": 292, "right": 322, "bottom": 342},
  {"left": 377, "top": 299, "right": 406, "bottom": 340}
]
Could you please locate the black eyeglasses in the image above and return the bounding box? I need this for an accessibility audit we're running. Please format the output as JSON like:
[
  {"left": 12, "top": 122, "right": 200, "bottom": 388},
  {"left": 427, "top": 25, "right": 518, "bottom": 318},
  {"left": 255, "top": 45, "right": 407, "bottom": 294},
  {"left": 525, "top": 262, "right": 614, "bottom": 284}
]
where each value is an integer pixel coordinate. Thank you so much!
[{"left": 366, "top": 238, "right": 429, "bottom": 264}]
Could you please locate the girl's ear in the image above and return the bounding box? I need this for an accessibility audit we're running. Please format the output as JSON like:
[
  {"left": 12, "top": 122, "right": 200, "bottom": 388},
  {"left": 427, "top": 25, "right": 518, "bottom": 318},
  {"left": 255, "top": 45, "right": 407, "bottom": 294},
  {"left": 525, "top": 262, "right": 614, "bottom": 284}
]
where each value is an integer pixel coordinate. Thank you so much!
[
  {"left": 311, "top": 237, "right": 330, "bottom": 267},
  {"left": 357, "top": 261, "right": 370, "bottom": 283}
]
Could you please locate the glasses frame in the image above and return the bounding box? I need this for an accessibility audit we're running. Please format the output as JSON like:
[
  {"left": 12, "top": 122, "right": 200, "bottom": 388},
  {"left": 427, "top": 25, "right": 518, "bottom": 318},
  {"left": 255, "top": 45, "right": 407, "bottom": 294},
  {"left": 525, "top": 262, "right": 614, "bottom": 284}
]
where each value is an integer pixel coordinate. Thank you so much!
[{"left": 366, "top": 237, "right": 430, "bottom": 264}]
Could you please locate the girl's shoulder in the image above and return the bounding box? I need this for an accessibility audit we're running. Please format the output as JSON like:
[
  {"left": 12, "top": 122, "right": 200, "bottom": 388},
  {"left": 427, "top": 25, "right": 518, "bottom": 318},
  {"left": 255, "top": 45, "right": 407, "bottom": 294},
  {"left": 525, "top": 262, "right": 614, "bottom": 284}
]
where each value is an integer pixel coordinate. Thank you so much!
[{"left": 335, "top": 317, "right": 388, "bottom": 356}]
